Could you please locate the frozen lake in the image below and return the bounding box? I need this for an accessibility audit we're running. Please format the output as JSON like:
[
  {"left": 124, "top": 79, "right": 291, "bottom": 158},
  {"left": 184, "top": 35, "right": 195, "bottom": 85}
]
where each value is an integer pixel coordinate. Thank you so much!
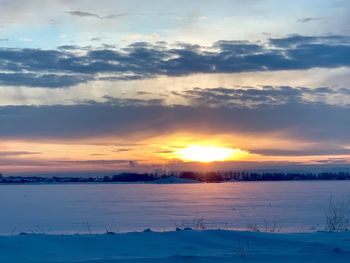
[{"left": 1, "top": 181, "right": 349, "bottom": 234}]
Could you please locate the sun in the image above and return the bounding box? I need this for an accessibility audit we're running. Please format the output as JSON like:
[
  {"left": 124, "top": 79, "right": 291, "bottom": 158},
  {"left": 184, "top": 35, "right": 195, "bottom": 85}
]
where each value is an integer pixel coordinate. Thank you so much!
[{"left": 175, "top": 145, "right": 246, "bottom": 163}]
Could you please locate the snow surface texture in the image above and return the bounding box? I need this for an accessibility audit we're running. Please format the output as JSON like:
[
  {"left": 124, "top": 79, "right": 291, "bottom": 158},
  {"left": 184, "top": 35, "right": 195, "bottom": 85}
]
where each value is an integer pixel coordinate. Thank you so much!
[
  {"left": 1, "top": 230, "right": 350, "bottom": 262},
  {"left": 1, "top": 181, "right": 349, "bottom": 234}
]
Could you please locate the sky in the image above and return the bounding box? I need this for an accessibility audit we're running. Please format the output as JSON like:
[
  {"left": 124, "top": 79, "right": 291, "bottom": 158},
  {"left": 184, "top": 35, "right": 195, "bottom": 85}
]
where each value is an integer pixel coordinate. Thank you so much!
[{"left": 1, "top": 0, "right": 350, "bottom": 175}]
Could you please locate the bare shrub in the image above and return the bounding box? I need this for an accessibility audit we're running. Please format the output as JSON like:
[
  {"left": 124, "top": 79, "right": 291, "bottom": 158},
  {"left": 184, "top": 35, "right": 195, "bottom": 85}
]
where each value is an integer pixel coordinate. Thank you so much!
[
  {"left": 246, "top": 223, "right": 260, "bottom": 232},
  {"left": 246, "top": 221, "right": 281, "bottom": 233},
  {"left": 105, "top": 228, "right": 116, "bottom": 235},
  {"left": 325, "top": 196, "right": 350, "bottom": 232},
  {"left": 263, "top": 220, "right": 282, "bottom": 233},
  {"left": 192, "top": 217, "right": 206, "bottom": 230},
  {"left": 175, "top": 217, "right": 207, "bottom": 230}
]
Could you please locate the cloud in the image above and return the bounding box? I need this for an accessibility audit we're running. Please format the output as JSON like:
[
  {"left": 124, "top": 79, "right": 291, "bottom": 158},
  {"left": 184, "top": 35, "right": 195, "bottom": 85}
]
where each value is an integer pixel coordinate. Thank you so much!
[
  {"left": 90, "top": 37, "right": 101, "bottom": 42},
  {"left": 298, "top": 17, "right": 323, "bottom": 23},
  {"left": 268, "top": 35, "right": 350, "bottom": 47},
  {"left": 0, "top": 73, "right": 93, "bottom": 88},
  {"left": 53, "top": 159, "right": 132, "bottom": 165},
  {"left": 0, "top": 92, "right": 349, "bottom": 147},
  {"left": 251, "top": 148, "right": 350, "bottom": 156},
  {"left": 0, "top": 151, "right": 42, "bottom": 157},
  {"left": 113, "top": 149, "right": 132, "bottom": 152},
  {"left": 1, "top": 35, "right": 350, "bottom": 87},
  {"left": 0, "top": 156, "right": 135, "bottom": 171},
  {"left": 67, "top": 11, "right": 100, "bottom": 18},
  {"left": 57, "top": 45, "right": 81, "bottom": 50},
  {"left": 0, "top": 158, "right": 52, "bottom": 167},
  {"left": 174, "top": 86, "right": 350, "bottom": 108},
  {"left": 102, "top": 95, "right": 164, "bottom": 106},
  {"left": 66, "top": 11, "right": 122, "bottom": 19}
]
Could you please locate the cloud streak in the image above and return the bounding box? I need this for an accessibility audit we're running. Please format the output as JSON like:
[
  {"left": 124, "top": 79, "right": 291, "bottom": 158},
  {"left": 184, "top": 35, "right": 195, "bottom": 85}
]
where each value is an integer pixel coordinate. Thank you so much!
[
  {"left": 0, "top": 151, "right": 42, "bottom": 157},
  {"left": 66, "top": 11, "right": 122, "bottom": 19},
  {"left": 298, "top": 17, "right": 323, "bottom": 23}
]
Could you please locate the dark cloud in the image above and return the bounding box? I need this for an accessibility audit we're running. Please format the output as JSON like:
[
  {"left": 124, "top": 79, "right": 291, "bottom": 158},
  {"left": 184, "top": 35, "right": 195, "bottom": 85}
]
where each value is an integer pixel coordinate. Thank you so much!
[
  {"left": 90, "top": 37, "right": 101, "bottom": 42},
  {"left": 57, "top": 45, "right": 81, "bottom": 50},
  {"left": 155, "top": 150, "right": 174, "bottom": 154},
  {"left": 113, "top": 149, "right": 132, "bottom": 152},
  {"left": 298, "top": 17, "right": 323, "bottom": 23},
  {"left": 66, "top": 11, "right": 123, "bottom": 19},
  {"left": 1, "top": 35, "right": 350, "bottom": 87},
  {"left": 0, "top": 92, "right": 349, "bottom": 147},
  {"left": 0, "top": 72, "right": 92, "bottom": 87},
  {"left": 251, "top": 148, "right": 350, "bottom": 156},
  {"left": 269, "top": 35, "right": 350, "bottom": 47},
  {"left": 102, "top": 95, "right": 164, "bottom": 106},
  {"left": 0, "top": 157, "right": 132, "bottom": 169},
  {"left": 66, "top": 11, "right": 100, "bottom": 18},
  {"left": 175, "top": 86, "right": 350, "bottom": 108},
  {"left": 101, "top": 43, "right": 117, "bottom": 49}
]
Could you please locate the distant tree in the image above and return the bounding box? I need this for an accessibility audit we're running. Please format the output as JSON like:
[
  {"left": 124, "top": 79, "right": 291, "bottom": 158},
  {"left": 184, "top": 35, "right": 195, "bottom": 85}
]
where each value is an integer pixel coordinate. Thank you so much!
[
  {"left": 103, "top": 176, "right": 111, "bottom": 182},
  {"left": 179, "top": 171, "right": 197, "bottom": 180},
  {"left": 202, "top": 172, "right": 223, "bottom": 182},
  {"left": 112, "top": 173, "right": 155, "bottom": 182}
]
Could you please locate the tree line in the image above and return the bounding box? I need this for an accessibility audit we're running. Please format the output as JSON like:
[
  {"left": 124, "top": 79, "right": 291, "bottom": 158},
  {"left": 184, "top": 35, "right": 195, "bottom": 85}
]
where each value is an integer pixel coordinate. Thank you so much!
[{"left": 1, "top": 171, "right": 350, "bottom": 184}]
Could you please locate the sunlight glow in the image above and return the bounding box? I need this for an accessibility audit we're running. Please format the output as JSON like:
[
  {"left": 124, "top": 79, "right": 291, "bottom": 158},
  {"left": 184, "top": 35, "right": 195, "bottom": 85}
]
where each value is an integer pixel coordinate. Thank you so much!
[{"left": 175, "top": 145, "right": 246, "bottom": 163}]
